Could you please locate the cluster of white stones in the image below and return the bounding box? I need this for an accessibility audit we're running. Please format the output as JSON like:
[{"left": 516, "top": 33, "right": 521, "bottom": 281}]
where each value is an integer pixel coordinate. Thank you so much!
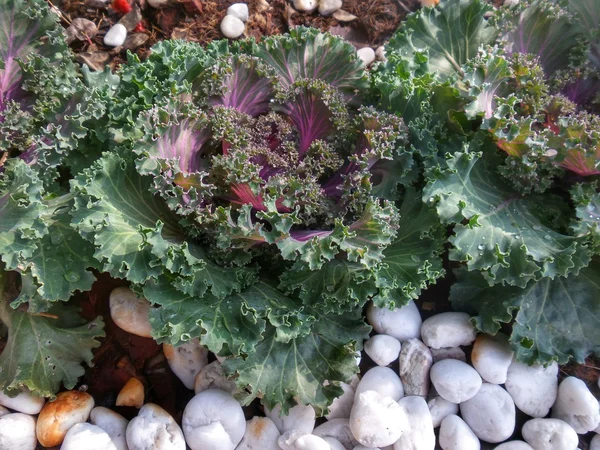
[
  {"left": 2, "top": 287, "right": 599, "bottom": 449},
  {"left": 220, "top": 3, "right": 249, "bottom": 39}
]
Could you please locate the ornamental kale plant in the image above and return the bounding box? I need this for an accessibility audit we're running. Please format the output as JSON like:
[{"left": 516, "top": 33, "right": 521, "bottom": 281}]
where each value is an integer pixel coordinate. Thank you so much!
[{"left": 372, "top": 0, "right": 600, "bottom": 364}]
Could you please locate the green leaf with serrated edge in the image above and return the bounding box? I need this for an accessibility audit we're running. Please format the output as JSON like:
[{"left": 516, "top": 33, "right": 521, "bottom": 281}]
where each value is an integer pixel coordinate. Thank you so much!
[
  {"left": 372, "top": 188, "right": 446, "bottom": 309},
  {"left": 424, "top": 141, "right": 592, "bottom": 287},
  {"left": 70, "top": 152, "right": 185, "bottom": 284},
  {"left": 12, "top": 207, "right": 98, "bottom": 310},
  {"left": 279, "top": 259, "right": 377, "bottom": 314},
  {"left": 0, "top": 160, "right": 46, "bottom": 270},
  {"left": 386, "top": 0, "right": 498, "bottom": 80},
  {"left": 223, "top": 307, "right": 370, "bottom": 415},
  {"left": 0, "top": 271, "right": 104, "bottom": 398},
  {"left": 450, "top": 262, "right": 600, "bottom": 365}
]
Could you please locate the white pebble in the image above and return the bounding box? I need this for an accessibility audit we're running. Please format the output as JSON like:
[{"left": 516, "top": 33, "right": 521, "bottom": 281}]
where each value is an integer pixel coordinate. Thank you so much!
[
  {"left": 278, "top": 430, "right": 330, "bottom": 450},
  {"left": 354, "top": 447, "right": 380, "bottom": 450},
  {"left": 183, "top": 389, "right": 245, "bottom": 450},
  {"left": 399, "top": 339, "right": 432, "bottom": 397},
  {"left": 236, "top": 417, "right": 280, "bottom": 450},
  {"left": 126, "top": 403, "right": 185, "bottom": 450},
  {"left": 318, "top": 0, "right": 342, "bottom": 16},
  {"left": 375, "top": 46, "right": 386, "bottom": 62},
  {"left": 220, "top": 16, "right": 245, "bottom": 39},
  {"left": 147, "top": 0, "right": 168, "bottom": 7},
  {"left": 0, "top": 407, "right": 8, "bottom": 418},
  {"left": 591, "top": 434, "right": 600, "bottom": 450},
  {"left": 90, "top": 407, "right": 128, "bottom": 450},
  {"left": 227, "top": 3, "right": 249, "bottom": 22},
  {"left": 495, "top": 442, "right": 534, "bottom": 450},
  {"left": 420, "top": 312, "right": 476, "bottom": 349},
  {"left": 505, "top": 361, "right": 557, "bottom": 418},
  {"left": 364, "top": 334, "right": 401, "bottom": 366},
  {"left": 430, "top": 359, "right": 481, "bottom": 403},
  {"left": 326, "top": 382, "right": 355, "bottom": 420},
  {"left": 355, "top": 366, "right": 404, "bottom": 401},
  {"left": 194, "top": 361, "right": 237, "bottom": 395},
  {"left": 0, "top": 389, "right": 44, "bottom": 415},
  {"left": 0, "top": 413, "right": 36, "bottom": 450},
  {"left": 293, "top": 0, "right": 317, "bottom": 12},
  {"left": 551, "top": 376, "right": 600, "bottom": 433},
  {"left": 324, "top": 436, "right": 347, "bottom": 450},
  {"left": 471, "top": 333, "right": 513, "bottom": 384},
  {"left": 427, "top": 396, "right": 458, "bottom": 428},
  {"left": 367, "top": 302, "right": 422, "bottom": 342},
  {"left": 394, "top": 396, "right": 435, "bottom": 450},
  {"left": 439, "top": 415, "right": 480, "bottom": 450},
  {"left": 313, "top": 418, "right": 359, "bottom": 449},
  {"left": 357, "top": 48, "right": 375, "bottom": 66},
  {"left": 460, "top": 383, "right": 515, "bottom": 443},
  {"left": 430, "top": 347, "right": 466, "bottom": 363},
  {"left": 350, "top": 391, "right": 406, "bottom": 448},
  {"left": 521, "top": 418, "right": 578, "bottom": 450},
  {"left": 61, "top": 423, "right": 117, "bottom": 450},
  {"left": 265, "top": 403, "right": 315, "bottom": 434},
  {"left": 163, "top": 339, "right": 209, "bottom": 390},
  {"left": 103, "top": 24, "right": 127, "bottom": 47},
  {"left": 504, "top": 0, "right": 519, "bottom": 6},
  {"left": 109, "top": 287, "right": 152, "bottom": 338}
]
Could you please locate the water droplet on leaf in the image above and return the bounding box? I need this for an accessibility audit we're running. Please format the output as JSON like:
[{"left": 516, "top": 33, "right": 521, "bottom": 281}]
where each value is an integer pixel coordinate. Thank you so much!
[{"left": 64, "top": 271, "right": 80, "bottom": 283}]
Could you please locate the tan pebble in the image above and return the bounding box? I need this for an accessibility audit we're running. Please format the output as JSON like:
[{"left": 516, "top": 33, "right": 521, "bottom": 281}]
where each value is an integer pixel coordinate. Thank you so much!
[
  {"left": 109, "top": 287, "right": 152, "bottom": 338},
  {"left": 36, "top": 390, "right": 94, "bottom": 447},
  {"left": 116, "top": 378, "right": 145, "bottom": 408},
  {"left": 163, "top": 339, "right": 209, "bottom": 390},
  {"left": 420, "top": 0, "right": 439, "bottom": 6}
]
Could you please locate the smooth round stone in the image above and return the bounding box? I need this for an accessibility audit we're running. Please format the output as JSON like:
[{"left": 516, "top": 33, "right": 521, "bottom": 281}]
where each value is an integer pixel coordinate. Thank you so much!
[
  {"left": 194, "top": 361, "right": 238, "bottom": 395},
  {"left": 90, "top": 406, "right": 129, "bottom": 450},
  {"left": 354, "top": 446, "right": 381, "bottom": 450},
  {"left": 350, "top": 391, "right": 406, "bottom": 448},
  {"left": 430, "top": 359, "right": 482, "bottom": 403},
  {"left": 460, "top": 383, "right": 515, "bottom": 443},
  {"left": 0, "top": 406, "right": 8, "bottom": 418},
  {"left": 265, "top": 403, "right": 315, "bottom": 434},
  {"left": 399, "top": 339, "right": 432, "bottom": 397},
  {"left": 0, "top": 389, "right": 45, "bottom": 414},
  {"left": 103, "top": 23, "right": 127, "bottom": 47},
  {"left": 420, "top": 312, "right": 476, "bottom": 349},
  {"left": 36, "top": 390, "right": 94, "bottom": 447},
  {"left": 326, "top": 382, "right": 355, "bottom": 420},
  {"left": 292, "top": 0, "right": 317, "bottom": 12},
  {"left": 220, "top": 16, "right": 245, "bottom": 39},
  {"left": 394, "top": 396, "right": 435, "bottom": 450},
  {"left": 109, "top": 287, "right": 152, "bottom": 338},
  {"left": 521, "top": 418, "right": 578, "bottom": 450},
  {"left": 227, "top": 3, "right": 249, "bottom": 21},
  {"left": 236, "top": 417, "right": 280, "bottom": 450},
  {"left": 357, "top": 47, "right": 375, "bottom": 66},
  {"left": 163, "top": 339, "right": 209, "bottom": 390},
  {"left": 364, "top": 334, "right": 401, "bottom": 366},
  {"left": 182, "top": 389, "right": 246, "bottom": 450},
  {"left": 0, "top": 413, "right": 36, "bottom": 450},
  {"left": 324, "top": 436, "right": 347, "bottom": 450},
  {"left": 318, "top": 0, "right": 342, "bottom": 15},
  {"left": 552, "top": 376, "right": 600, "bottom": 433},
  {"left": 278, "top": 430, "right": 330, "bottom": 450},
  {"left": 495, "top": 442, "right": 534, "bottom": 450},
  {"left": 591, "top": 434, "right": 600, "bottom": 450},
  {"left": 116, "top": 377, "right": 144, "bottom": 408},
  {"left": 430, "top": 347, "right": 466, "bottom": 363},
  {"left": 427, "top": 396, "right": 458, "bottom": 428},
  {"left": 471, "top": 333, "right": 513, "bottom": 384},
  {"left": 439, "top": 415, "right": 480, "bottom": 450},
  {"left": 147, "top": 0, "right": 168, "bottom": 7},
  {"left": 127, "top": 403, "right": 185, "bottom": 450},
  {"left": 61, "top": 423, "right": 117, "bottom": 450},
  {"left": 375, "top": 46, "right": 386, "bottom": 62},
  {"left": 355, "top": 366, "right": 404, "bottom": 401},
  {"left": 366, "top": 302, "right": 422, "bottom": 342},
  {"left": 505, "top": 361, "right": 557, "bottom": 418},
  {"left": 313, "top": 418, "right": 359, "bottom": 449}
]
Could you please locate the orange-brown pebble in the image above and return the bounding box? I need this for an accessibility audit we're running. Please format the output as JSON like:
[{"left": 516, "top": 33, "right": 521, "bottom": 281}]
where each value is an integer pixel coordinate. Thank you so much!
[
  {"left": 115, "top": 377, "right": 144, "bottom": 408},
  {"left": 35, "top": 390, "right": 94, "bottom": 447},
  {"left": 420, "top": 0, "right": 440, "bottom": 6}
]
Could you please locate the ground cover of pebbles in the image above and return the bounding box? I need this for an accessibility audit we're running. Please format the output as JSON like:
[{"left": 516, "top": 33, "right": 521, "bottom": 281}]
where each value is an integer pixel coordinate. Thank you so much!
[{"left": 1, "top": 285, "right": 598, "bottom": 449}]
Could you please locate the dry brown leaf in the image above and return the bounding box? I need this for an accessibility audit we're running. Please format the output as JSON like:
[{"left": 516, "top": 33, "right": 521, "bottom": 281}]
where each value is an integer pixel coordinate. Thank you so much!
[{"left": 66, "top": 17, "right": 98, "bottom": 43}]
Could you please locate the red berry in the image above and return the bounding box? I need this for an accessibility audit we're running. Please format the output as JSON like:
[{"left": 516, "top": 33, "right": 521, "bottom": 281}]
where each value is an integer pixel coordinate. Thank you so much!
[
  {"left": 112, "top": 0, "right": 132, "bottom": 14},
  {"left": 133, "top": 22, "right": 145, "bottom": 32}
]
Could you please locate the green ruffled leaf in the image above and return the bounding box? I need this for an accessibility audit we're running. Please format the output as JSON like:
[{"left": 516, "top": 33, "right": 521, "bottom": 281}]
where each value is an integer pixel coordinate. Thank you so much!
[
  {"left": 451, "top": 262, "right": 600, "bottom": 365},
  {"left": 424, "top": 145, "right": 592, "bottom": 287},
  {"left": 0, "top": 271, "right": 104, "bottom": 398},
  {"left": 224, "top": 307, "right": 370, "bottom": 415}
]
